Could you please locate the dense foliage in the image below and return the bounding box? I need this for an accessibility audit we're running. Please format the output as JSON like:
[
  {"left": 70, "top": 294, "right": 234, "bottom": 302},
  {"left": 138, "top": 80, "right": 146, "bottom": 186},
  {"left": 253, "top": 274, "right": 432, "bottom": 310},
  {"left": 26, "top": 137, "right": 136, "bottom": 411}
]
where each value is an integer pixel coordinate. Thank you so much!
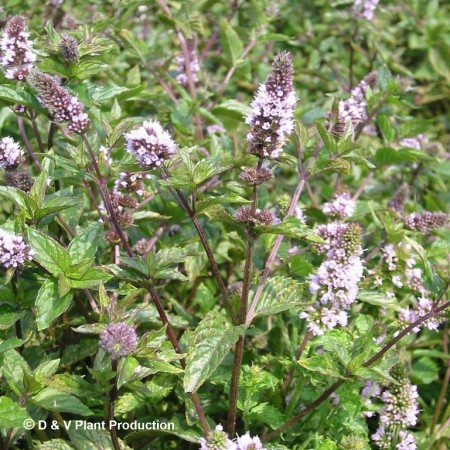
[{"left": 0, "top": 1, "right": 449, "bottom": 449}]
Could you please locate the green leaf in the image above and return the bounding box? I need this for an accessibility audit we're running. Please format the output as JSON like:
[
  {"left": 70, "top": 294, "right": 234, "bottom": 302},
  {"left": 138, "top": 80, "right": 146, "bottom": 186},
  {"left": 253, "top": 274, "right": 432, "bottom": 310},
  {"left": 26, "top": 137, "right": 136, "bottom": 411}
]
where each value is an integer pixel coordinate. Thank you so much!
[
  {"left": 212, "top": 99, "right": 251, "bottom": 119},
  {"left": 375, "top": 147, "right": 430, "bottom": 166},
  {"left": 256, "top": 217, "right": 322, "bottom": 243},
  {"left": 29, "top": 170, "right": 48, "bottom": 207},
  {"left": 31, "top": 388, "right": 93, "bottom": 416},
  {"left": 27, "top": 229, "right": 71, "bottom": 276},
  {"left": 0, "top": 304, "right": 26, "bottom": 330},
  {"left": 219, "top": 19, "right": 244, "bottom": 65},
  {"left": 0, "top": 85, "right": 39, "bottom": 108},
  {"left": 58, "top": 272, "right": 72, "bottom": 297},
  {"left": 316, "top": 122, "right": 337, "bottom": 153},
  {"left": 37, "top": 439, "right": 76, "bottom": 450},
  {"left": 68, "top": 223, "right": 103, "bottom": 264},
  {"left": 72, "top": 61, "right": 110, "bottom": 80},
  {"left": 0, "top": 337, "right": 23, "bottom": 353},
  {"left": 196, "top": 193, "right": 251, "bottom": 214},
  {"left": 0, "top": 396, "right": 30, "bottom": 428},
  {"left": 411, "top": 357, "right": 439, "bottom": 385},
  {"left": 89, "top": 84, "right": 129, "bottom": 102},
  {"left": 36, "top": 278, "right": 74, "bottom": 331},
  {"left": 193, "top": 156, "right": 231, "bottom": 186},
  {"left": 252, "top": 276, "right": 308, "bottom": 317},
  {"left": 298, "top": 354, "right": 345, "bottom": 378},
  {"left": 184, "top": 311, "right": 244, "bottom": 393},
  {"left": 36, "top": 196, "right": 82, "bottom": 221},
  {"left": 376, "top": 115, "right": 396, "bottom": 144},
  {"left": 69, "top": 268, "right": 112, "bottom": 289},
  {"left": 248, "top": 403, "right": 284, "bottom": 429},
  {"left": 0, "top": 186, "right": 32, "bottom": 212}
]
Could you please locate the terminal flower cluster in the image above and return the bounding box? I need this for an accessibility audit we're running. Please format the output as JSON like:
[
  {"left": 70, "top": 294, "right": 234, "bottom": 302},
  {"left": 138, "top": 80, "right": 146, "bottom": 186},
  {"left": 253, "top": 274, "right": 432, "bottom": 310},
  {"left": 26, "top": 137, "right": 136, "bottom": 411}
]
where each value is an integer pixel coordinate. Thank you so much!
[
  {"left": 28, "top": 70, "right": 90, "bottom": 134},
  {"left": 246, "top": 51, "right": 296, "bottom": 159}
]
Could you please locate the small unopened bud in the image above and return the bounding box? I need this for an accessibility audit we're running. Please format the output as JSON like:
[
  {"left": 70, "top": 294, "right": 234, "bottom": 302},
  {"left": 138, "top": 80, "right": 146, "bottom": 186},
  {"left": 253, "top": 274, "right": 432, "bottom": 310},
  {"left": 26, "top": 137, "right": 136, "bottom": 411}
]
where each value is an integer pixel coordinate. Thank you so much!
[
  {"left": 4, "top": 169, "right": 33, "bottom": 192},
  {"left": 59, "top": 34, "right": 79, "bottom": 62},
  {"left": 235, "top": 206, "right": 276, "bottom": 226},
  {"left": 240, "top": 166, "right": 273, "bottom": 186}
]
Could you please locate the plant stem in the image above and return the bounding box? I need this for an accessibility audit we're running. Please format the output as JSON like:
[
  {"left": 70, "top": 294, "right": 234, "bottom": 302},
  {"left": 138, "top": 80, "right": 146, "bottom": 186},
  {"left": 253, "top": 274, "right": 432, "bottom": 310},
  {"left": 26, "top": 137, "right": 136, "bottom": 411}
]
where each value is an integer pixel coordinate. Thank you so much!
[
  {"left": 227, "top": 160, "right": 261, "bottom": 436},
  {"left": 107, "top": 359, "right": 121, "bottom": 450},
  {"left": 246, "top": 142, "right": 322, "bottom": 325},
  {"left": 282, "top": 330, "right": 312, "bottom": 394},
  {"left": 162, "top": 169, "right": 237, "bottom": 323},
  {"left": 147, "top": 286, "right": 210, "bottom": 434},
  {"left": 265, "top": 290, "right": 450, "bottom": 441},
  {"left": 17, "top": 116, "right": 42, "bottom": 170},
  {"left": 30, "top": 112, "right": 45, "bottom": 154},
  {"left": 82, "top": 134, "right": 133, "bottom": 257},
  {"left": 48, "top": 123, "right": 57, "bottom": 150}
]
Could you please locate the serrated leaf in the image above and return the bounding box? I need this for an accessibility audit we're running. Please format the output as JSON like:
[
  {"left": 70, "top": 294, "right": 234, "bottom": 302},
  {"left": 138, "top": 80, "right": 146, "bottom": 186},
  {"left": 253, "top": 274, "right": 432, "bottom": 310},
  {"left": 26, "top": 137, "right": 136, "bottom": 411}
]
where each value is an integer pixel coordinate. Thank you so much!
[
  {"left": 0, "top": 396, "right": 30, "bottom": 428},
  {"left": 68, "top": 223, "right": 103, "bottom": 264},
  {"left": 36, "top": 278, "right": 74, "bottom": 331},
  {"left": 29, "top": 170, "right": 48, "bottom": 207},
  {"left": 316, "top": 122, "right": 337, "bottom": 152},
  {"left": 69, "top": 268, "right": 112, "bottom": 289},
  {"left": 0, "top": 304, "right": 26, "bottom": 330},
  {"left": 219, "top": 19, "right": 244, "bottom": 65},
  {"left": 184, "top": 311, "right": 244, "bottom": 393},
  {"left": 32, "top": 388, "right": 93, "bottom": 416},
  {"left": 252, "top": 276, "right": 308, "bottom": 317},
  {"left": 37, "top": 196, "right": 82, "bottom": 220},
  {"left": 298, "top": 354, "right": 345, "bottom": 378},
  {"left": 27, "top": 229, "right": 71, "bottom": 276},
  {"left": 256, "top": 217, "right": 322, "bottom": 243},
  {"left": 0, "top": 337, "right": 23, "bottom": 353}
]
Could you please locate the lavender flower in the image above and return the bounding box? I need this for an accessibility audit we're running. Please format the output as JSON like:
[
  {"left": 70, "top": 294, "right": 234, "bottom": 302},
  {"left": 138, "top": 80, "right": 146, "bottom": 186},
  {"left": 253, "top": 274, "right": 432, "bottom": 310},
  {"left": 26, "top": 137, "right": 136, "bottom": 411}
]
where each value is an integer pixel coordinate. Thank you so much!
[
  {"left": 0, "top": 229, "right": 34, "bottom": 270},
  {"left": 246, "top": 51, "right": 296, "bottom": 159},
  {"left": 301, "top": 223, "right": 364, "bottom": 335},
  {"left": 352, "top": 0, "right": 380, "bottom": 21},
  {"left": 399, "top": 134, "right": 427, "bottom": 150},
  {"left": 328, "top": 72, "right": 377, "bottom": 136},
  {"left": 175, "top": 37, "right": 200, "bottom": 87},
  {"left": 372, "top": 369, "right": 419, "bottom": 450},
  {"left": 124, "top": 120, "right": 177, "bottom": 170},
  {"left": 234, "top": 432, "right": 266, "bottom": 450},
  {"left": 0, "top": 16, "right": 36, "bottom": 80},
  {"left": 0, "top": 137, "right": 24, "bottom": 168},
  {"left": 199, "top": 425, "right": 266, "bottom": 450},
  {"left": 322, "top": 192, "right": 356, "bottom": 218},
  {"left": 405, "top": 211, "right": 448, "bottom": 233},
  {"left": 380, "top": 380, "right": 419, "bottom": 428},
  {"left": 28, "top": 70, "right": 90, "bottom": 134},
  {"left": 381, "top": 244, "right": 398, "bottom": 271},
  {"left": 99, "top": 322, "right": 138, "bottom": 359}
]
